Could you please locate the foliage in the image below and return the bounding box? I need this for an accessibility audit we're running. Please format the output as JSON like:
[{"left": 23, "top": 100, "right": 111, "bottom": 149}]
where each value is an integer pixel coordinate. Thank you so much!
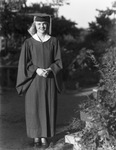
[
  {"left": 83, "top": 8, "right": 114, "bottom": 60},
  {"left": 61, "top": 6, "right": 116, "bottom": 88},
  {"left": 0, "top": 5, "right": 32, "bottom": 52},
  {"left": 6, "top": 0, "right": 27, "bottom": 11},
  {"left": 89, "top": 14, "right": 112, "bottom": 41},
  {"left": 70, "top": 46, "right": 116, "bottom": 149},
  {"left": 52, "top": 16, "right": 79, "bottom": 38},
  {"left": 63, "top": 48, "right": 100, "bottom": 88},
  {"left": 24, "top": 3, "right": 55, "bottom": 15}
]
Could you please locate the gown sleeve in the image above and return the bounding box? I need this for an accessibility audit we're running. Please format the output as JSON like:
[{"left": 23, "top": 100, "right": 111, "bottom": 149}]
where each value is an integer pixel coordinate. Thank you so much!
[
  {"left": 50, "top": 38, "right": 63, "bottom": 93},
  {"left": 16, "top": 40, "right": 38, "bottom": 95}
]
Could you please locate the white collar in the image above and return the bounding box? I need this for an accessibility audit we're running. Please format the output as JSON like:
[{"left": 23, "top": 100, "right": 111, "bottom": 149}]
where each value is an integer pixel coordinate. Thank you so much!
[{"left": 32, "top": 34, "right": 51, "bottom": 42}]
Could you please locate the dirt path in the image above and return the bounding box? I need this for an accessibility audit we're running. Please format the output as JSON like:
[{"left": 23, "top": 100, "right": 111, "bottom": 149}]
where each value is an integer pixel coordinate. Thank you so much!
[{"left": 0, "top": 87, "right": 93, "bottom": 149}]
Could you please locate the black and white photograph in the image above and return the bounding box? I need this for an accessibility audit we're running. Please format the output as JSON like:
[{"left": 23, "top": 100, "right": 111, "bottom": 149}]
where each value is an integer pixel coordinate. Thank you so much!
[{"left": 0, "top": 0, "right": 115, "bottom": 150}]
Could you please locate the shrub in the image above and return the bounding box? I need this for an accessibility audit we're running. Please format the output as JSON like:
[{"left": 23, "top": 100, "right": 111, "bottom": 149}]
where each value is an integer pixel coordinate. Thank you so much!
[{"left": 69, "top": 47, "right": 116, "bottom": 149}]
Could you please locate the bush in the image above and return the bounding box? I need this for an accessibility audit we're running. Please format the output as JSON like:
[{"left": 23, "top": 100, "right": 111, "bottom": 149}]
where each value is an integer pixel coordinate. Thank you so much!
[{"left": 69, "top": 47, "right": 116, "bottom": 149}]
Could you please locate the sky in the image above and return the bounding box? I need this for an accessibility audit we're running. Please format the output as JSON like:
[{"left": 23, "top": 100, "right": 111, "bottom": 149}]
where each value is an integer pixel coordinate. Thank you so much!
[{"left": 26, "top": 0, "right": 114, "bottom": 28}]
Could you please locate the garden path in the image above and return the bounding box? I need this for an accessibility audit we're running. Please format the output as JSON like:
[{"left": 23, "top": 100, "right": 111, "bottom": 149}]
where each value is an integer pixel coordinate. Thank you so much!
[{"left": 0, "top": 87, "right": 94, "bottom": 150}]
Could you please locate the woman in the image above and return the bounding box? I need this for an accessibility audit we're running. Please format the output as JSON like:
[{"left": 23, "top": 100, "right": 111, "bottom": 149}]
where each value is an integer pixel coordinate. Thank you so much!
[{"left": 16, "top": 13, "right": 63, "bottom": 148}]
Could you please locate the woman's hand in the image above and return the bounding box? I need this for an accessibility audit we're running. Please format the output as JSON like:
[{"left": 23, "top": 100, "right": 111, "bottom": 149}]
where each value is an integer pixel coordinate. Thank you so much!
[
  {"left": 36, "top": 68, "right": 52, "bottom": 78},
  {"left": 42, "top": 68, "right": 52, "bottom": 78},
  {"left": 36, "top": 68, "right": 46, "bottom": 76}
]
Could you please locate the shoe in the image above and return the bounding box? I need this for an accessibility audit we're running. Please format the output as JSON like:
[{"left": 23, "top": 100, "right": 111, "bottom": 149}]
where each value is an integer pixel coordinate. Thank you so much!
[
  {"left": 41, "top": 138, "right": 49, "bottom": 148},
  {"left": 33, "top": 138, "right": 41, "bottom": 148}
]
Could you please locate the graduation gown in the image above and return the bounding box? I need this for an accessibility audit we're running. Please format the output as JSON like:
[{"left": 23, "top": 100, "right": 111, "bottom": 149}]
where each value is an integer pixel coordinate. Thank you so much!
[{"left": 16, "top": 35, "right": 63, "bottom": 138}]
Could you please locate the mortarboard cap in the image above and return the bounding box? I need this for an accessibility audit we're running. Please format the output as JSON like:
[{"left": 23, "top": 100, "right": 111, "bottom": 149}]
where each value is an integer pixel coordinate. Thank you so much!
[{"left": 28, "top": 13, "right": 52, "bottom": 36}]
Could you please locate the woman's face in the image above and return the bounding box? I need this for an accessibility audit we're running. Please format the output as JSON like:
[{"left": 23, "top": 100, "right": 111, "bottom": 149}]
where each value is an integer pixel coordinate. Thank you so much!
[{"left": 35, "top": 21, "right": 48, "bottom": 34}]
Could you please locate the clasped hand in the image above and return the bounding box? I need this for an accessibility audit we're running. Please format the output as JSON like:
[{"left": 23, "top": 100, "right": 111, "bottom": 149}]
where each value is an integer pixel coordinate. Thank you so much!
[{"left": 36, "top": 68, "right": 52, "bottom": 78}]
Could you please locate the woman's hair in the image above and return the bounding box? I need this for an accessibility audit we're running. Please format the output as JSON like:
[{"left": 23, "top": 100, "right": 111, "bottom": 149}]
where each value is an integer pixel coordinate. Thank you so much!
[{"left": 28, "top": 22, "right": 37, "bottom": 36}]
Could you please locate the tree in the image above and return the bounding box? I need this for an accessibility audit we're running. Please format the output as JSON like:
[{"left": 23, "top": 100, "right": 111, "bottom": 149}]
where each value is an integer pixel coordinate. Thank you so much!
[
  {"left": 0, "top": 2, "right": 32, "bottom": 53},
  {"left": 80, "top": 7, "right": 115, "bottom": 63},
  {"left": 5, "top": 0, "right": 27, "bottom": 12}
]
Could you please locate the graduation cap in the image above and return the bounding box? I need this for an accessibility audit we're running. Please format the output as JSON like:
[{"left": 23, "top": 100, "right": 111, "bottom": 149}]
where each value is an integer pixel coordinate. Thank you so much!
[{"left": 28, "top": 13, "right": 52, "bottom": 36}]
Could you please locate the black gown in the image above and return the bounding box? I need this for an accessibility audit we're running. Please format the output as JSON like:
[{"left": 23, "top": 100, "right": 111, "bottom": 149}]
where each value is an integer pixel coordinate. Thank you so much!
[{"left": 16, "top": 36, "right": 63, "bottom": 138}]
